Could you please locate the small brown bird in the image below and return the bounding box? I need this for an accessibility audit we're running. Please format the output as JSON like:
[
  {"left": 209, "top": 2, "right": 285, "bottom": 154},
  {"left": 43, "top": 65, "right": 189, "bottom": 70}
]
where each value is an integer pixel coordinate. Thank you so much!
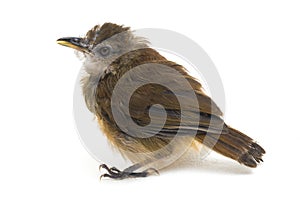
[{"left": 57, "top": 23, "right": 265, "bottom": 179}]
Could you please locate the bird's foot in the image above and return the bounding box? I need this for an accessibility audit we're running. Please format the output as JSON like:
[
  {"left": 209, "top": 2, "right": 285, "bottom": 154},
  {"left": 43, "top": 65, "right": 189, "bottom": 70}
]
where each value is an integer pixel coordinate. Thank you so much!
[{"left": 99, "top": 164, "right": 159, "bottom": 180}]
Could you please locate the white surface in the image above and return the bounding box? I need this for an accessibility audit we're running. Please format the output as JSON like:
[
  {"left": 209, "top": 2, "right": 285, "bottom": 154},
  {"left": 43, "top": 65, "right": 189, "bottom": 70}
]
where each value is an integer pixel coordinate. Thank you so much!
[{"left": 0, "top": 0, "right": 299, "bottom": 199}]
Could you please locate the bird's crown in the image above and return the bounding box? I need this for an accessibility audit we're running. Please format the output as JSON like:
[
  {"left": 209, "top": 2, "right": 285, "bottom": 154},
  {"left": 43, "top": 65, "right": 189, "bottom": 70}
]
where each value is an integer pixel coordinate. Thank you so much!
[{"left": 85, "top": 23, "right": 130, "bottom": 46}]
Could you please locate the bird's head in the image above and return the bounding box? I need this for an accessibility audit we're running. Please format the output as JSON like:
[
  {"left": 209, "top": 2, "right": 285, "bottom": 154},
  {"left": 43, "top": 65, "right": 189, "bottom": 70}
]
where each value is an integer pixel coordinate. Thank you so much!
[{"left": 57, "top": 23, "right": 148, "bottom": 76}]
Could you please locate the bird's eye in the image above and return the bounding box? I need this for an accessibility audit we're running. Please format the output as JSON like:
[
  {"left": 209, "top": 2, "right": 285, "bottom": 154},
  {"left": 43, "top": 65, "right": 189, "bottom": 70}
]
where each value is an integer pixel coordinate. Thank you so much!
[{"left": 99, "top": 46, "right": 111, "bottom": 57}]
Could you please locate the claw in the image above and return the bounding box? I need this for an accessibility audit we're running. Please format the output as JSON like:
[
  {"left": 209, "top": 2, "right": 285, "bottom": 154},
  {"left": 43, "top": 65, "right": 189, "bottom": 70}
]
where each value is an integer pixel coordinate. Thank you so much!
[
  {"left": 144, "top": 168, "right": 160, "bottom": 175},
  {"left": 100, "top": 173, "right": 112, "bottom": 180},
  {"left": 99, "top": 164, "right": 109, "bottom": 171},
  {"left": 98, "top": 164, "right": 159, "bottom": 180},
  {"left": 99, "top": 164, "right": 121, "bottom": 173}
]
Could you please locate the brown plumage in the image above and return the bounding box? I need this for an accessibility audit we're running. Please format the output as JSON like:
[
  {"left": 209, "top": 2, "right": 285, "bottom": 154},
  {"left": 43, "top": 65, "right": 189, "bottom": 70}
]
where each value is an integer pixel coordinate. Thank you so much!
[{"left": 57, "top": 23, "right": 265, "bottom": 179}]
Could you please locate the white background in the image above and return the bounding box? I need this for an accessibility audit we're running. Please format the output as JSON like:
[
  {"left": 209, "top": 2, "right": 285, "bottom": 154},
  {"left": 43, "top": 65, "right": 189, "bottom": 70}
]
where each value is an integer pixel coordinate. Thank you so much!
[{"left": 0, "top": 0, "right": 299, "bottom": 199}]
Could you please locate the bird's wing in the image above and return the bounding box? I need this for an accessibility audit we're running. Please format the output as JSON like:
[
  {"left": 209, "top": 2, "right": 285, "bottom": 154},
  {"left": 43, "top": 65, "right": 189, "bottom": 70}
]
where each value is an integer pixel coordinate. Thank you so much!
[{"left": 111, "top": 60, "right": 225, "bottom": 137}]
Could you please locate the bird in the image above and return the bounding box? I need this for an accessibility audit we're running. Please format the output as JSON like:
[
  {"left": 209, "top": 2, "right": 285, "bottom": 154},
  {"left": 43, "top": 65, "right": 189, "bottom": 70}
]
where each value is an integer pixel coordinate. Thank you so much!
[{"left": 57, "top": 22, "right": 265, "bottom": 179}]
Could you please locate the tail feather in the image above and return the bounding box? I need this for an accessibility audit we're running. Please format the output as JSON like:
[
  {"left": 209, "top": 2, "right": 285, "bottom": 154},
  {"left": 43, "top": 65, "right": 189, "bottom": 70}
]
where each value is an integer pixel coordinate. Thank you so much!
[{"left": 196, "top": 124, "right": 265, "bottom": 168}]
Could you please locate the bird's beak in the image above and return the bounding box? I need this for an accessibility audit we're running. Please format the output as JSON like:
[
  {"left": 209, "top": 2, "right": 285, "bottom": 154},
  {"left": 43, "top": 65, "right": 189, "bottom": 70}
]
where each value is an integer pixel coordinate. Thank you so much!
[{"left": 57, "top": 37, "right": 90, "bottom": 53}]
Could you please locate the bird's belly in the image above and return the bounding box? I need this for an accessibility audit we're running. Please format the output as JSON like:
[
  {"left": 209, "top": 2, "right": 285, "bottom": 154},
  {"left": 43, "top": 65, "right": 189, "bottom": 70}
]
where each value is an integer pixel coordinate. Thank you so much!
[{"left": 97, "top": 117, "right": 196, "bottom": 169}]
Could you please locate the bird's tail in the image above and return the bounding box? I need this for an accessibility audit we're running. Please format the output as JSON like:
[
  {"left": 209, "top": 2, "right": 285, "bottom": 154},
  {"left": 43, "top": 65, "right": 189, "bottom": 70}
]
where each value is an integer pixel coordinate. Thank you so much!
[{"left": 196, "top": 125, "right": 265, "bottom": 167}]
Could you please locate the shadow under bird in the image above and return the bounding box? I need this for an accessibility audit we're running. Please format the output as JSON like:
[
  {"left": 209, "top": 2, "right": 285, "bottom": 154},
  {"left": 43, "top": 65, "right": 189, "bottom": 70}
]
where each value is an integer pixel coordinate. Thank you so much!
[{"left": 57, "top": 23, "right": 265, "bottom": 179}]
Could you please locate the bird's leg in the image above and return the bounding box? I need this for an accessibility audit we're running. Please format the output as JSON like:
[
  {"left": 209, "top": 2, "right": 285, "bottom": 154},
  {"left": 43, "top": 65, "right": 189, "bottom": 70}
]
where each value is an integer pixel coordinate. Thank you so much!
[{"left": 99, "top": 160, "right": 159, "bottom": 180}]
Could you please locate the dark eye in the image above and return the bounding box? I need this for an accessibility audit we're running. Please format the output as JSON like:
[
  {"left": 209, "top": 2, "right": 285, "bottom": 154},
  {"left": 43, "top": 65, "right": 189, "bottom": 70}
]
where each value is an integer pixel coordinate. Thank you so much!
[{"left": 99, "top": 46, "right": 111, "bottom": 57}]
